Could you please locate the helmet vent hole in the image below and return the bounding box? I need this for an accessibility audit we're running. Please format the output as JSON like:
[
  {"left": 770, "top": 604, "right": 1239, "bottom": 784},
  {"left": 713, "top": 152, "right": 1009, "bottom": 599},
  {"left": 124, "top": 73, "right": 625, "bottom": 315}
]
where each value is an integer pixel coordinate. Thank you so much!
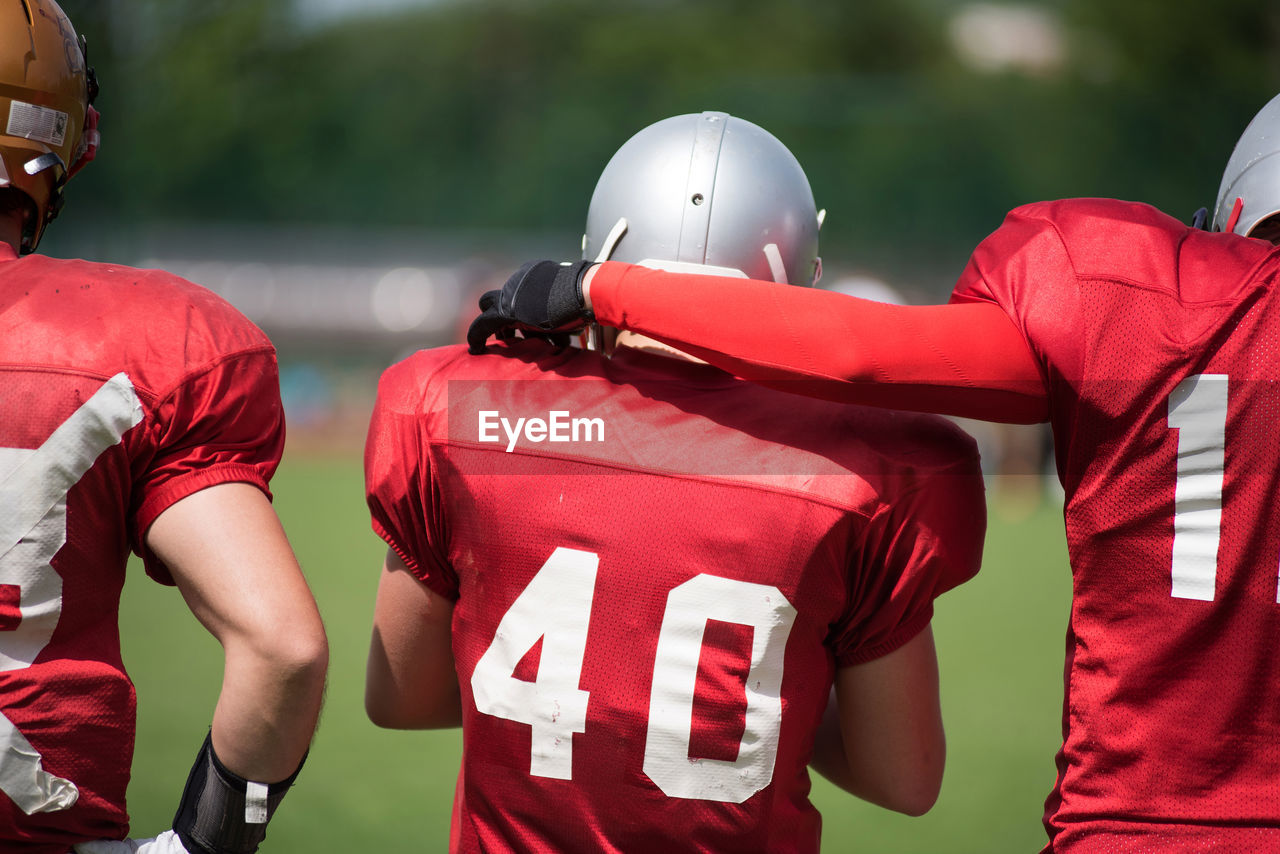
[{"left": 691, "top": 193, "right": 704, "bottom": 206}]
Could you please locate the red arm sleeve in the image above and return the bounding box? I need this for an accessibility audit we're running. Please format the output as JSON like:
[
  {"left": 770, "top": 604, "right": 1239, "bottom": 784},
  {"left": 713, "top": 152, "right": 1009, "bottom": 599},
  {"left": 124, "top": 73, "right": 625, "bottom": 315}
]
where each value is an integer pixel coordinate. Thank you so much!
[{"left": 588, "top": 261, "right": 1049, "bottom": 424}]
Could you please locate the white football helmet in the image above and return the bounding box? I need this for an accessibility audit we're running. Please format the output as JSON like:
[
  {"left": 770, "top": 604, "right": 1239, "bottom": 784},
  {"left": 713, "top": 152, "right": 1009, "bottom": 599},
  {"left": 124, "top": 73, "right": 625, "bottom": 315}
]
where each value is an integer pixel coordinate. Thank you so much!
[
  {"left": 1213, "top": 93, "right": 1280, "bottom": 238},
  {"left": 582, "top": 111, "right": 823, "bottom": 287}
]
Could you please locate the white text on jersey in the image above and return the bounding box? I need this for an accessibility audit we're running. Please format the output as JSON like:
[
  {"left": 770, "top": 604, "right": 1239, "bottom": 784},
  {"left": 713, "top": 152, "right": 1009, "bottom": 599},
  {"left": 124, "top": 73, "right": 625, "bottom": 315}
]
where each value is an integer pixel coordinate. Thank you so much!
[{"left": 477, "top": 410, "right": 605, "bottom": 453}]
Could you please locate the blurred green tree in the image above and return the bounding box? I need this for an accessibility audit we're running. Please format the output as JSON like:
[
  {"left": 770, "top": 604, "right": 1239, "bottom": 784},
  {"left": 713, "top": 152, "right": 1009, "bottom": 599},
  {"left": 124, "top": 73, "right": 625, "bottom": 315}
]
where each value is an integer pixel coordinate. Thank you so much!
[{"left": 53, "top": 0, "right": 1280, "bottom": 290}]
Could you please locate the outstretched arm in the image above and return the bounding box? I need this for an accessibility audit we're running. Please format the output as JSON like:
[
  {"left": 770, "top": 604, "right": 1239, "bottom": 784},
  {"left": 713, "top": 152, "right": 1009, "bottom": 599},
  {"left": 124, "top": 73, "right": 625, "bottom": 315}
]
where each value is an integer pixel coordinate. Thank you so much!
[
  {"left": 584, "top": 263, "right": 1047, "bottom": 424},
  {"left": 466, "top": 260, "right": 1046, "bottom": 423}
]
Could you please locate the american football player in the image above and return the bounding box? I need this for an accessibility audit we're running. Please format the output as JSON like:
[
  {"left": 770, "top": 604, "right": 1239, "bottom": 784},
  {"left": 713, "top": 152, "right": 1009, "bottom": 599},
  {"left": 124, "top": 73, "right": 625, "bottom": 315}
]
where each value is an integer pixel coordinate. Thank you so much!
[
  {"left": 366, "top": 111, "right": 987, "bottom": 851},
  {"left": 470, "top": 94, "right": 1280, "bottom": 851},
  {"left": 0, "top": 3, "right": 327, "bottom": 852}
]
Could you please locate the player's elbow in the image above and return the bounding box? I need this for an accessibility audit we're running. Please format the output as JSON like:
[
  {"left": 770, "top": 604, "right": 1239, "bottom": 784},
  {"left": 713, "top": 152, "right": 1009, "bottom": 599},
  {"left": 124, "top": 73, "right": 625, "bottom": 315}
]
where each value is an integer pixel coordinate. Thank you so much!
[
  {"left": 283, "top": 630, "right": 330, "bottom": 689},
  {"left": 364, "top": 610, "right": 461, "bottom": 729},
  {"left": 831, "top": 727, "right": 945, "bottom": 817},
  {"left": 364, "top": 696, "right": 416, "bottom": 730},
  {"left": 274, "top": 636, "right": 330, "bottom": 708},
  {"left": 365, "top": 686, "right": 461, "bottom": 730},
  {"left": 364, "top": 693, "right": 401, "bottom": 729},
  {"left": 240, "top": 617, "right": 329, "bottom": 695},
  {"left": 873, "top": 740, "right": 945, "bottom": 817},
  {"left": 818, "top": 735, "right": 945, "bottom": 816},
  {"left": 364, "top": 686, "right": 410, "bottom": 729},
  {"left": 885, "top": 770, "right": 943, "bottom": 817}
]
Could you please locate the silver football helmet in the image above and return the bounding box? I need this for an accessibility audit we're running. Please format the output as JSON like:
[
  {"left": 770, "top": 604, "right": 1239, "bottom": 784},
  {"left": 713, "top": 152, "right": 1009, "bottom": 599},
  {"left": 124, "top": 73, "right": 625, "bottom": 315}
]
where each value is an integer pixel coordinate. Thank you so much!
[
  {"left": 582, "top": 111, "right": 823, "bottom": 287},
  {"left": 1213, "top": 93, "right": 1280, "bottom": 238}
]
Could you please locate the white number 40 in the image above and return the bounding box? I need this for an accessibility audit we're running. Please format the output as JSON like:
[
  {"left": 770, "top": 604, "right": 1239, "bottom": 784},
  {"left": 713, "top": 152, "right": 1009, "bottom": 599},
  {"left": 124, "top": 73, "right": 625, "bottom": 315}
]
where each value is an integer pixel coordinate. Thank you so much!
[{"left": 470, "top": 547, "right": 797, "bottom": 803}]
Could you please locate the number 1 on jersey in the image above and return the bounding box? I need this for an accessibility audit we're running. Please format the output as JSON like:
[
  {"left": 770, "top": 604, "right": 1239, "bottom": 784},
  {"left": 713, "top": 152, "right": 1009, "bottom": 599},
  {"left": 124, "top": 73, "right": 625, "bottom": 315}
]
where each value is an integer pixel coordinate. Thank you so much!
[{"left": 1167, "top": 373, "right": 1228, "bottom": 601}]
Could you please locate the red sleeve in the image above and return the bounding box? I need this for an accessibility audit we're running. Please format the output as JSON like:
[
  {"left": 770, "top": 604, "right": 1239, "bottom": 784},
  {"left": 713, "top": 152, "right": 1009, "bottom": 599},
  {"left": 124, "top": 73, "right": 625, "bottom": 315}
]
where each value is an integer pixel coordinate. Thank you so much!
[
  {"left": 832, "top": 420, "right": 987, "bottom": 665},
  {"left": 589, "top": 260, "right": 1048, "bottom": 423},
  {"left": 131, "top": 348, "right": 285, "bottom": 583},
  {"left": 364, "top": 357, "right": 459, "bottom": 602}
]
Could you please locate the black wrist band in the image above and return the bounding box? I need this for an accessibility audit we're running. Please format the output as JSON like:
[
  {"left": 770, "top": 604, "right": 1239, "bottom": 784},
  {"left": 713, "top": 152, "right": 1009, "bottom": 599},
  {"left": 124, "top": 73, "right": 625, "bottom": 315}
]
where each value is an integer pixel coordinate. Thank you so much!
[
  {"left": 575, "top": 260, "right": 598, "bottom": 324},
  {"left": 172, "top": 732, "right": 307, "bottom": 854},
  {"left": 542, "top": 259, "right": 596, "bottom": 328}
]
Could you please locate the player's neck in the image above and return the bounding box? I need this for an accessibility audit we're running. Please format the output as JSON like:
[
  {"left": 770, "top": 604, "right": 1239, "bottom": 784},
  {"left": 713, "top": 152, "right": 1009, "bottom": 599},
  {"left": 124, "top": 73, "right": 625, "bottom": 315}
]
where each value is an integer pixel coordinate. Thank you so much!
[
  {"left": 613, "top": 331, "right": 706, "bottom": 364},
  {"left": 0, "top": 215, "right": 22, "bottom": 255}
]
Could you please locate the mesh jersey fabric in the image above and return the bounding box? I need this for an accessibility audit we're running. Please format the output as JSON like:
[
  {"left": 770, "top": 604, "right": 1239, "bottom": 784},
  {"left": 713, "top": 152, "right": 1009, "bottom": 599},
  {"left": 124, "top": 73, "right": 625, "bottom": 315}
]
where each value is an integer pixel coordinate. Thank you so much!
[
  {"left": 951, "top": 197, "right": 1280, "bottom": 852},
  {"left": 0, "top": 245, "right": 284, "bottom": 851},
  {"left": 365, "top": 339, "right": 985, "bottom": 853}
]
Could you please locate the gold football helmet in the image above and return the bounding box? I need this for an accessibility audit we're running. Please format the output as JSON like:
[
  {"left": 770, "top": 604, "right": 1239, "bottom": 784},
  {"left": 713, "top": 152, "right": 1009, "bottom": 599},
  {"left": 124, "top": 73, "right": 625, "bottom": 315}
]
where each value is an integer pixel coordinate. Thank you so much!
[{"left": 0, "top": 0, "right": 98, "bottom": 252}]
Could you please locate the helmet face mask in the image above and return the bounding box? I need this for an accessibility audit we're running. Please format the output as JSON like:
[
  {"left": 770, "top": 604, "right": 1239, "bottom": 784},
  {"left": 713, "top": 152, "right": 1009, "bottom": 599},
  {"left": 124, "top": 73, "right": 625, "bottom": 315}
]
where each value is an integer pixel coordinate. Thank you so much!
[
  {"left": 0, "top": 0, "right": 97, "bottom": 253},
  {"left": 583, "top": 111, "right": 823, "bottom": 288},
  {"left": 1214, "top": 93, "right": 1280, "bottom": 239},
  {"left": 1251, "top": 213, "right": 1280, "bottom": 245}
]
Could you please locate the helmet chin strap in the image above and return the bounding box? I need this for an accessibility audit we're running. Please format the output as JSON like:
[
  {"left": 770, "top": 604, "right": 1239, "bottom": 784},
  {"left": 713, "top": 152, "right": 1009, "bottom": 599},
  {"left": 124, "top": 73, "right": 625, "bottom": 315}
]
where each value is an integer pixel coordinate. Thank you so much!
[
  {"left": 763, "top": 243, "right": 788, "bottom": 284},
  {"left": 593, "top": 217, "right": 629, "bottom": 262},
  {"left": 583, "top": 217, "right": 629, "bottom": 354}
]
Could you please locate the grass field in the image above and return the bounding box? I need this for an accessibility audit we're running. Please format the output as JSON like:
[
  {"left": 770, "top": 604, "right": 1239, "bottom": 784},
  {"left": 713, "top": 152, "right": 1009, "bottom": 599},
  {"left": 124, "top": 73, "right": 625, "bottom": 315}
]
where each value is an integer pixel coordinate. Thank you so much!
[{"left": 118, "top": 455, "right": 1071, "bottom": 852}]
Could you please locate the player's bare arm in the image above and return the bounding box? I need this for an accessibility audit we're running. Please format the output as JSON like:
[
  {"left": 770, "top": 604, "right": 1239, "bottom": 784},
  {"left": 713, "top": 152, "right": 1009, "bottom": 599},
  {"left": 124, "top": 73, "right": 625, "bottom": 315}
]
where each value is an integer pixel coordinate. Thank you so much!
[
  {"left": 145, "top": 483, "right": 328, "bottom": 852},
  {"left": 149, "top": 482, "right": 327, "bottom": 781},
  {"left": 365, "top": 549, "right": 461, "bottom": 729},
  {"left": 809, "top": 626, "right": 945, "bottom": 817}
]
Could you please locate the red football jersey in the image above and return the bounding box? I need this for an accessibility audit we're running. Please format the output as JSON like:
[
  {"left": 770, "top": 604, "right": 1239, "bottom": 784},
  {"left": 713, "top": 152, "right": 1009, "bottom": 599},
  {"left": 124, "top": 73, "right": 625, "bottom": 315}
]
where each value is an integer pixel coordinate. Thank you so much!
[
  {"left": 0, "top": 245, "right": 284, "bottom": 852},
  {"left": 952, "top": 198, "right": 1280, "bottom": 851},
  {"left": 366, "top": 339, "right": 985, "bottom": 852}
]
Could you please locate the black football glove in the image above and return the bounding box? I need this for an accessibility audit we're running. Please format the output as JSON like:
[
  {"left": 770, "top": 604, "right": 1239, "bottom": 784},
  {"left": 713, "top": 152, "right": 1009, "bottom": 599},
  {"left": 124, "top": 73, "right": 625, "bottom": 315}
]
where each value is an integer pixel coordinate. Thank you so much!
[{"left": 467, "top": 260, "right": 596, "bottom": 354}]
